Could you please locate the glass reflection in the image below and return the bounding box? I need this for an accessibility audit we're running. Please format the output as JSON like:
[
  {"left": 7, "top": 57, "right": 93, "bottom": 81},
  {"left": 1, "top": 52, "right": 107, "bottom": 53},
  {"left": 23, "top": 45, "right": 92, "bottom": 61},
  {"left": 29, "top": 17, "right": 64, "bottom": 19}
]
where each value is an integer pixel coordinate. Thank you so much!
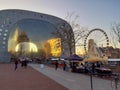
[{"left": 8, "top": 19, "right": 61, "bottom": 58}]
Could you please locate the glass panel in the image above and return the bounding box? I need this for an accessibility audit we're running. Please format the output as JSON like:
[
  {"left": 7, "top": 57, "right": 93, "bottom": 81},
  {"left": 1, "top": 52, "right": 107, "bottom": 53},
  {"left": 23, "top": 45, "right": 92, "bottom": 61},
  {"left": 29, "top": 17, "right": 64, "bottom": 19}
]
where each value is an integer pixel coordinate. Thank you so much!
[
  {"left": 0, "top": 28, "right": 2, "bottom": 31},
  {"left": 2, "top": 41, "right": 6, "bottom": 44},
  {"left": 8, "top": 19, "right": 59, "bottom": 57},
  {"left": 1, "top": 25, "right": 3, "bottom": 28},
  {"left": 2, "top": 46, "right": 5, "bottom": 48},
  {"left": 3, "top": 37, "right": 6, "bottom": 40},
  {"left": 5, "top": 29, "right": 8, "bottom": 32},
  {"left": 4, "top": 33, "right": 7, "bottom": 36}
]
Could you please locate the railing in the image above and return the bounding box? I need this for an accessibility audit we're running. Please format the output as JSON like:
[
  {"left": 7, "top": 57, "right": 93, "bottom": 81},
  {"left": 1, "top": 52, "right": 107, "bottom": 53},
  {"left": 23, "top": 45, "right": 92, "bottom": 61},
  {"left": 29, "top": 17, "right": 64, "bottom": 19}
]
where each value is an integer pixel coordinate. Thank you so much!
[{"left": 111, "top": 73, "right": 120, "bottom": 90}]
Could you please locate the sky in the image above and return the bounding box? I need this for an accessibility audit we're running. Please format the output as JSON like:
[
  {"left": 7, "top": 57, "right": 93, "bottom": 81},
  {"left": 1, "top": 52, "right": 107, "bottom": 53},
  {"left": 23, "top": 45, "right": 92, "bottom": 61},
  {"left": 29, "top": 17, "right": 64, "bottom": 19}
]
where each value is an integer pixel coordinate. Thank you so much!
[
  {"left": 0, "top": 0, "right": 120, "bottom": 49},
  {"left": 0, "top": 0, "right": 120, "bottom": 31}
]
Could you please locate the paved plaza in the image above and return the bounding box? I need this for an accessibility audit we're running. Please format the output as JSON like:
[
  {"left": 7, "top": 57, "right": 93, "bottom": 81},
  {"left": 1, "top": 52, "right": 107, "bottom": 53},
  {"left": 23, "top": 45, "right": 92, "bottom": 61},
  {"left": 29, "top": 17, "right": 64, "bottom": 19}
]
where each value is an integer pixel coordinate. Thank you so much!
[
  {"left": 0, "top": 63, "right": 68, "bottom": 90},
  {"left": 30, "top": 64, "right": 120, "bottom": 90},
  {"left": 0, "top": 63, "right": 119, "bottom": 90}
]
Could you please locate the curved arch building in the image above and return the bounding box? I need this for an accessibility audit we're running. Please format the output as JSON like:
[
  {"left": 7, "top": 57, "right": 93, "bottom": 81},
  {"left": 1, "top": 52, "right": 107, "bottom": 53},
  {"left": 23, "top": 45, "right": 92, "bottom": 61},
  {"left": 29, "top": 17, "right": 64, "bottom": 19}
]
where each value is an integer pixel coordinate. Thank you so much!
[{"left": 0, "top": 9, "right": 75, "bottom": 62}]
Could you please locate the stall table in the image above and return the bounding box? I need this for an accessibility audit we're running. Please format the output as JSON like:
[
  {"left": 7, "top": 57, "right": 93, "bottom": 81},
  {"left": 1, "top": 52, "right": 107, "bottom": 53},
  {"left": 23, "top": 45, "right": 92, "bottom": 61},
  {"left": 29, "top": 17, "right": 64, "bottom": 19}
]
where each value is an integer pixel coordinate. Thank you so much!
[{"left": 95, "top": 67, "right": 112, "bottom": 76}]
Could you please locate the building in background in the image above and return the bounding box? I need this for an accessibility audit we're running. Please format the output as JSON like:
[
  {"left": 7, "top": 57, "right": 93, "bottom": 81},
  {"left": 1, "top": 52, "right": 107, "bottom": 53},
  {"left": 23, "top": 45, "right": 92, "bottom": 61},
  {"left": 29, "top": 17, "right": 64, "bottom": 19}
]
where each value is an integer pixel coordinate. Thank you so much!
[{"left": 0, "top": 9, "right": 74, "bottom": 62}]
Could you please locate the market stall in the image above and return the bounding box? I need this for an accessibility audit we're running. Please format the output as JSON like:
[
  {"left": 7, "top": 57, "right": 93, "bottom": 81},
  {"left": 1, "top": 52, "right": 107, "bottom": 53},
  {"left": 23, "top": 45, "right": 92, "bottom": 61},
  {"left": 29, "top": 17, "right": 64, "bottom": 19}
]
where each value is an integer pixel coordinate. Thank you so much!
[
  {"left": 66, "top": 54, "right": 84, "bottom": 72},
  {"left": 83, "top": 55, "right": 112, "bottom": 75},
  {"left": 95, "top": 67, "right": 112, "bottom": 76}
]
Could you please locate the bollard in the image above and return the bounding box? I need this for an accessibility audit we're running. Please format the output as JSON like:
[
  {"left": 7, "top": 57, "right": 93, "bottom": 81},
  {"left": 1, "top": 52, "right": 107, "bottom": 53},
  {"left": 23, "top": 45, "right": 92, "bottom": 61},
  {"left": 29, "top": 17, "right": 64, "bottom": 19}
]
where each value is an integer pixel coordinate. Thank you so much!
[
  {"left": 90, "top": 73, "right": 93, "bottom": 90},
  {"left": 40, "top": 64, "right": 44, "bottom": 69}
]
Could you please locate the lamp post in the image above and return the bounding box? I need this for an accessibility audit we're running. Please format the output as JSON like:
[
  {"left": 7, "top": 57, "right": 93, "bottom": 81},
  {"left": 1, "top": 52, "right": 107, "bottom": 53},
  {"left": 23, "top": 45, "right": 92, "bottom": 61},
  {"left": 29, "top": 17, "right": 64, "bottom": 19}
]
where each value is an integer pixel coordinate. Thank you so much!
[{"left": 90, "top": 72, "right": 93, "bottom": 90}]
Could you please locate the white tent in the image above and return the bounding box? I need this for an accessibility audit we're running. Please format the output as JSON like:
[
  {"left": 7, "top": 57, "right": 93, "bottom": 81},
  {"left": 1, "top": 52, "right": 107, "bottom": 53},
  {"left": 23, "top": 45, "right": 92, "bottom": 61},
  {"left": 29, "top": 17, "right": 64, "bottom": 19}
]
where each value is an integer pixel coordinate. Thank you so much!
[{"left": 108, "top": 58, "right": 120, "bottom": 61}]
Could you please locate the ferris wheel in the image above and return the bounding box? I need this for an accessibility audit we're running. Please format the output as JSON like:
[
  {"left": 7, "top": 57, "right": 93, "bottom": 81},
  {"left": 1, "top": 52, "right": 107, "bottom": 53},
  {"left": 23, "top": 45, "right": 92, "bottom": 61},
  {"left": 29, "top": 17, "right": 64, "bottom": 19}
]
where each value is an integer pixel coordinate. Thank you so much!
[{"left": 84, "top": 28, "right": 109, "bottom": 54}]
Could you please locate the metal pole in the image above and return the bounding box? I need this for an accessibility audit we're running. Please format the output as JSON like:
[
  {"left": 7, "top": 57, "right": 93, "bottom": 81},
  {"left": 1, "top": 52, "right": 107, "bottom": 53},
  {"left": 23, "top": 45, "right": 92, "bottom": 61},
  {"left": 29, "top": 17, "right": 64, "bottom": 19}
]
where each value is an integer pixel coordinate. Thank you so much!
[
  {"left": 90, "top": 73, "right": 93, "bottom": 90},
  {"left": 115, "top": 76, "right": 118, "bottom": 90}
]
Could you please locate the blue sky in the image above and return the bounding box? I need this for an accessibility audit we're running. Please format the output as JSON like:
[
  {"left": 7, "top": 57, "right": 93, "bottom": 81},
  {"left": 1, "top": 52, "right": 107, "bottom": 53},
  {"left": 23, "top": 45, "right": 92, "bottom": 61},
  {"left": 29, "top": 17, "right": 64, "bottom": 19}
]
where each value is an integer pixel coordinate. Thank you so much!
[{"left": 0, "top": 0, "right": 120, "bottom": 32}]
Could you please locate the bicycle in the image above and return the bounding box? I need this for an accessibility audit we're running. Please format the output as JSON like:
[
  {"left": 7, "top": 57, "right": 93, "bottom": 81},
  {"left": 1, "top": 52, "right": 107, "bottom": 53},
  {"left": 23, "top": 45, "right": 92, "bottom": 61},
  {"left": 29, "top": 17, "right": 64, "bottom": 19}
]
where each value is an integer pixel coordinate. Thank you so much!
[{"left": 111, "top": 73, "right": 120, "bottom": 90}]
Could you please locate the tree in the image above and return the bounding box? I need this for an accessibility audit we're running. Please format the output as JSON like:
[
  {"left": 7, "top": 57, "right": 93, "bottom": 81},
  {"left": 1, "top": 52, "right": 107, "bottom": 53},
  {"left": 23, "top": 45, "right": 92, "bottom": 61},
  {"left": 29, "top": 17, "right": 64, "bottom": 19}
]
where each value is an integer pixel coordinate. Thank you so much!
[
  {"left": 52, "top": 24, "right": 75, "bottom": 56},
  {"left": 111, "top": 23, "right": 120, "bottom": 46},
  {"left": 65, "top": 12, "right": 88, "bottom": 52},
  {"left": 52, "top": 12, "right": 88, "bottom": 56},
  {"left": 111, "top": 23, "right": 120, "bottom": 58},
  {"left": 65, "top": 12, "right": 87, "bottom": 45}
]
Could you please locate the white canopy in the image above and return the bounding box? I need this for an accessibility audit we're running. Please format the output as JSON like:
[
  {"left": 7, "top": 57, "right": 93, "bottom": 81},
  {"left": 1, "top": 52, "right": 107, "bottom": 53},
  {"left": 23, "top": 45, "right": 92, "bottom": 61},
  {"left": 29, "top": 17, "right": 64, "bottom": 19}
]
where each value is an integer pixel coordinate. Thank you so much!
[{"left": 108, "top": 58, "right": 120, "bottom": 61}]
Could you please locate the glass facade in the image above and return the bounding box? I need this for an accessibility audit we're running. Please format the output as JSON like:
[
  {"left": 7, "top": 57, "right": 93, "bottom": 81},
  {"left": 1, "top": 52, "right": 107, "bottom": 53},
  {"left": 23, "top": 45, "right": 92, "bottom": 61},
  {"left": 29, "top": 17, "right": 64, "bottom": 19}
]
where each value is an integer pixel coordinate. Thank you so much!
[
  {"left": 8, "top": 19, "right": 61, "bottom": 58},
  {"left": 0, "top": 9, "right": 73, "bottom": 62}
]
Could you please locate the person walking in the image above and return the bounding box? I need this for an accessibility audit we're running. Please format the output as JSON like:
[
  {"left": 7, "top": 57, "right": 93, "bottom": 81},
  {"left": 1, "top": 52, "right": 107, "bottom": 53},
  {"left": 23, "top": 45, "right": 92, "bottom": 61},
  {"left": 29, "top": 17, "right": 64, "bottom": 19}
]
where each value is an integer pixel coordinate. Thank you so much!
[
  {"left": 63, "top": 61, "right": 66, "bottom": 71},
  {"left": 14, "top": 58, "right": 19, "bottom": 71},
  {"left": 55, "top": 60, "right": 59, "bottom": 70},
  {"left": 24, "top": 59, "right": 28, "bottom": 68}
]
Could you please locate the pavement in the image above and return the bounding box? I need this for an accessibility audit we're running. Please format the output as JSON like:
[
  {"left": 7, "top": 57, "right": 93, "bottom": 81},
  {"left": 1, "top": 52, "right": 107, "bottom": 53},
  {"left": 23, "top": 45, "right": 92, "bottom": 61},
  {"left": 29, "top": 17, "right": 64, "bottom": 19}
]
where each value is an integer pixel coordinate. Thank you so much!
[
  {"left": 0, "top": 63, "right": 119, "bottom": 90},
  {"left": 0, "top": 63, "right": 68, "bottom": 90},
  {"left": 29, "top": 63, "right": 120, "bottom": 90}
]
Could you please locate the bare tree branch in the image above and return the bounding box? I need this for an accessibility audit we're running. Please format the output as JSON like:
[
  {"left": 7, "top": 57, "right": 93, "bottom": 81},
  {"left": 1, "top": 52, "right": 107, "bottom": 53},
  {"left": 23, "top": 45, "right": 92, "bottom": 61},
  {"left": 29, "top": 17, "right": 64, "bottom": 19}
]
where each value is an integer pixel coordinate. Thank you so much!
[
  {"left": 52, "top": 12, "right": 88, "bottom": 56},
  {"left": 112, "top": 23, "right": 120, "bottom": 43}
]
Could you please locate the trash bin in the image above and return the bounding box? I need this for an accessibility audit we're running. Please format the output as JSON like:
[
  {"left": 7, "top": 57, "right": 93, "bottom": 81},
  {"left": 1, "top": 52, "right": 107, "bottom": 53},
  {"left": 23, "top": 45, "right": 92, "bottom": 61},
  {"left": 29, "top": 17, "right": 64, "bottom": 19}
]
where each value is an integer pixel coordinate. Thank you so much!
[{"left": 40, "top": 64, "right": 44, "bottom": 69}]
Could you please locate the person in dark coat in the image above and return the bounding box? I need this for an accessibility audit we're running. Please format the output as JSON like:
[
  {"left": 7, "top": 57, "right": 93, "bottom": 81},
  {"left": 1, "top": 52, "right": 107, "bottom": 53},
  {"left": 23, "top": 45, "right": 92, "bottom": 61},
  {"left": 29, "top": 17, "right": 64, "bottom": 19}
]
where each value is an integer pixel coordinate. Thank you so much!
[
  {"left": 14, "top": 59, "right": 19, "bottom": 71},
  {"left": 24, "top": 59, "right": 28, "bottom": 68},
  {"left": 63, "top": 61, "right": 66, "bottom": 71},
  {"left": 55, "top": 61, "right": 59, "bottom": 70}
]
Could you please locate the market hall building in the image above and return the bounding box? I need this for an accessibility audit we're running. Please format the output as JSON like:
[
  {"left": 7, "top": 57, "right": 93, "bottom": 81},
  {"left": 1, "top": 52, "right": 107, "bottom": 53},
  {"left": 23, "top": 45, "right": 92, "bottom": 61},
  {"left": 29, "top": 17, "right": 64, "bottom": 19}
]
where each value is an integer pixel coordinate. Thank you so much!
[{"left": 0, "top": 9, "right": 75, "bottom": 62}]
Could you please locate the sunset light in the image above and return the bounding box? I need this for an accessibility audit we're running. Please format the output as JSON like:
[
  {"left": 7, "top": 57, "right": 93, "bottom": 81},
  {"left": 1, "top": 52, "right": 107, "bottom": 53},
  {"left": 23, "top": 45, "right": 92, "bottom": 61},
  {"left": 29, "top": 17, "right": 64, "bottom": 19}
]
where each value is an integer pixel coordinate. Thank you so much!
[
  {"left": 15, "top": 42, "right": 38, "bottom": 53},
  {"left": 47, "top": 38, "right": 61, "bottom": 57}
]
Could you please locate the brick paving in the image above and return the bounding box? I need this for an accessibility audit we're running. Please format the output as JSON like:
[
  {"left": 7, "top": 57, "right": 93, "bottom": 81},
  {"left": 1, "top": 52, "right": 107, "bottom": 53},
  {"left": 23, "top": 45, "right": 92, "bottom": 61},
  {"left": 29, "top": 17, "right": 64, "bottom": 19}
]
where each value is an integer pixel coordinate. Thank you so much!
[{"left": 0, "top": 64, "right": 68, "bottom": 90}]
